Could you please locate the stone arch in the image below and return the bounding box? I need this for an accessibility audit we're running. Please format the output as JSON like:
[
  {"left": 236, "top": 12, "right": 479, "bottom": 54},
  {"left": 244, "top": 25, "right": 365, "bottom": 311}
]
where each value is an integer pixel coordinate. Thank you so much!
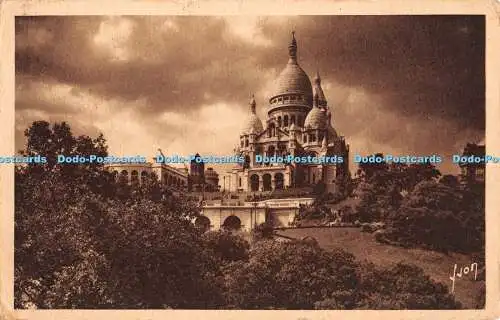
[
  {"left": 222, "top": 215, "right": 242, "bottom": 230},
  {"left": 131, "top": 170, "right": 139, "bottom": 184},
  {"left": 275, "top": 172, "right": 284, "bottom": 190},
  {"left": 263, "top": 173, "right": 272, "bottom": 191},
  {"left": 119, "top": 170, "right": 128, "bottom": 184},
  {"left": 195, "top": 216, "right": 211, "bottom": 232},
  {"left": 141, "top": 171, "right": 148, "bottom": 183},
  {"left": 250, "top": 174, "right": 259, "bottom": 191}
]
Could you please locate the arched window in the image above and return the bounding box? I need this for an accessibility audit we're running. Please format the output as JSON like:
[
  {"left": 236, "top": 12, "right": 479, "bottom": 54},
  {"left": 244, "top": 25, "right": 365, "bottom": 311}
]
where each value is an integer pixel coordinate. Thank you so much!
[
  {"left": 298, "top": 116, "right": 302, "bottom": 126},
  {"left": 304, "top": 134, "right": 308, "bottom": 143},
  {"left": 245, "top": 139, "right": 249, "bottom": 147},
  {"left": 239, "top": 177, "right": 242, "bottom": 187},
  {"left": 250, "top": 174, "right": 259, "bottom": 191},
  {"left": 278, "top": 116, "right": 282, "bottom": 127},
  {"left": 241, "top": 140, "right": 244, "bottom": 147},
  {"left": 310, "top": 134, "right": 316, "bottom": 142},
  {"left": 284, "top": 115, "right": 289, "bottom": 127},
  {"left": 268, "top": 123, "right": 276, "bottom": 137},
  {"left": 267, "top": 145, "right": 275, "bottom": 157},
  {"left": 275, "top": 173, "right": 284, "bottom": 190}
]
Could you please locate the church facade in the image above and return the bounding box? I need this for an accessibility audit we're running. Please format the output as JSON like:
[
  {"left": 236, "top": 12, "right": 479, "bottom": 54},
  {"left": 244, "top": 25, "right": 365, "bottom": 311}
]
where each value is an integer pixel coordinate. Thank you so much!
[{"left": 231, "top": 32, "right": 350, "bottom": 194}]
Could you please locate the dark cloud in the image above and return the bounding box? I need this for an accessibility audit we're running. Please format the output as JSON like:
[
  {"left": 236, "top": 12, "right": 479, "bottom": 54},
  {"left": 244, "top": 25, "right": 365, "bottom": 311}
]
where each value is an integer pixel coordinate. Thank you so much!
[{"left": 15, "top": 15, "right": 485, "bottom": 173}]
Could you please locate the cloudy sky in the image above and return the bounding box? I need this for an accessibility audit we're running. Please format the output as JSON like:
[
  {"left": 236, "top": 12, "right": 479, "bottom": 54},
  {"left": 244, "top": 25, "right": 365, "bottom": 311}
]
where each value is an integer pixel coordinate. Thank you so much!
[{"left": 15, "top": 15, "right": 484, "bottom": 175}]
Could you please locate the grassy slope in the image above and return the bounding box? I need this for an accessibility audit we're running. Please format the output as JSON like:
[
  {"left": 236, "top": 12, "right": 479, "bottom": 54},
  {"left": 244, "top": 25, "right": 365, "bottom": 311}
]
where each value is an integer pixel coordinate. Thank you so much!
[{"left": 276, "top": 227, "right": 484, "bottom": 309}]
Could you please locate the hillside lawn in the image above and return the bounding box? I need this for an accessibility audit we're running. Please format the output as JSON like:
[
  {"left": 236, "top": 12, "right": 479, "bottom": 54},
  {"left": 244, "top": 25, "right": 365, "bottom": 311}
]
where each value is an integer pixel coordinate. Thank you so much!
[{"left": 276, "top": 227, "right": 484, "bottom": 309}]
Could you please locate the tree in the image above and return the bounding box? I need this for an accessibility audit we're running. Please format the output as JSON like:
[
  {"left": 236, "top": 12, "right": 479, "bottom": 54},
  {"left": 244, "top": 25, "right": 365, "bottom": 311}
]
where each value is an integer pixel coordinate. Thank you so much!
[
  {"left": 19, "top": 120, "right": 113, "bottom": 197},
  {"left": 251, "top": 221, "right": 275, "bottom": 242},
  {"left": 356, "top": 153, "right": 388, "bottom": 181},
  {"left": 202, "top": 230, "right": 250, "bottom": 263},
  {"left": 223, "top": 240, "right": 359, "bottom": 309},
  {"left": 15, "top": 121, "right": 224, "bottom": 309},
  {"left": 314, "top": 262, "right": 461, "bottom": 309},
  {"left": 383, "top": 180, "right": 484, "bottom": 253},
  {"left": 354, "top": 161, "right": 441, "bottom": 222}
]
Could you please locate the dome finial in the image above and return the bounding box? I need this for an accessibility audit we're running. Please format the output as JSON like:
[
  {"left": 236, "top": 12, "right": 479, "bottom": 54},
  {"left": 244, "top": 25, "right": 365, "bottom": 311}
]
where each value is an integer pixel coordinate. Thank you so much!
[
  {"left": 288, "top": 30, "right": 297, "bottom": 63},
  {"left": 249, "top": 94, "right": 256, "bottom": 114}
]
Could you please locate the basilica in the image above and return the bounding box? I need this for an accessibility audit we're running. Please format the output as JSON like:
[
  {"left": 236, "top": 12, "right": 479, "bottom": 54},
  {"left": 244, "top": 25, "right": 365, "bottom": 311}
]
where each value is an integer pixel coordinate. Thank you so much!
[{"left": 231, "top": 32, "right": 350, "bottom": 194}]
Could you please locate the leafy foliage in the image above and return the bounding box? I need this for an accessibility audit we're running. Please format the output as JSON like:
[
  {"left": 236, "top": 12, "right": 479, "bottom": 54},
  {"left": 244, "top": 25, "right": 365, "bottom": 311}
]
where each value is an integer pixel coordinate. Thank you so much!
[
  {"left": 202, "top": 230, "right": 250, "bottom": 263},
  {"left": 223, "top": 239, "right": 461, "bottom": 310},
  {"left": 383, "top": 180, "right": 484, "bottom": 253},
  {"left": 15, "top": 121, "right": 470, "bottom": 309},
  {"left": 15, "top": 121, "right": 224, "bottom": 309},
  {"left": 314, "top": 262, "right": 460, "bottom": 309},
  {"left": 223, "top": 240, "right": 359, "bottom": 309},
  {"left": 251, "top": 221, "right": 275, "bottom": 242}
]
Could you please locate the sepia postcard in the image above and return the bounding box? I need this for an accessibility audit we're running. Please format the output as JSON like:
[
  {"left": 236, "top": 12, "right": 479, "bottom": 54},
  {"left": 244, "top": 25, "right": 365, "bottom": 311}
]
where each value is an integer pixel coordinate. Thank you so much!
[{"left": 1, "top": 0, "right": 500, "bottom": 319}]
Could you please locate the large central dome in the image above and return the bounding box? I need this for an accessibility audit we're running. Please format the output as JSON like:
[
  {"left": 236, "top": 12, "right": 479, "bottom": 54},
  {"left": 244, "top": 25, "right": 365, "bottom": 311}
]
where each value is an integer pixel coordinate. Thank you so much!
[
  {"left": 268, "top": 32, "right": 313, "bottom": 111},
  {"left": 274, "top": 63, "right": 313, "bottom": 97}
]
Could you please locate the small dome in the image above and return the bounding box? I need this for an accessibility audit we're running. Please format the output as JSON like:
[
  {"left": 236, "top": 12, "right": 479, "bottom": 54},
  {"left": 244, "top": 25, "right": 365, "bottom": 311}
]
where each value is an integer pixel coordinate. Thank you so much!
[
  {"left": 242, "top": 95, "right": 264, "bottom": 135},
  {"left": 304, "top": 107, "right": 327, "bottom": 130},
  {"left": 242, "top": 113, "right": 264, "bottom": 134}
]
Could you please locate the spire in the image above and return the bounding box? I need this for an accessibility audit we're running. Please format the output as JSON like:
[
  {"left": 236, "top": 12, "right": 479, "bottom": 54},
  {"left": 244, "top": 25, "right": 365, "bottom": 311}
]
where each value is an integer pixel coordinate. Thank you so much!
[
  {"left": 288, "top": 31, "right": 297, "bottom": 64},
  {"left": 313, "top": 92, "right": 319, "bottom": 107},
  {"left": 314, "top": 69, "right": 321, "bottom": 84},
  {"left": 249, "top": 94, "right": 256, "bottom": 114},
  {"left": 321, "top": 135, "right": 328, "bottom": 149},
  {"left": 313, "top": 69, "right": 327, "bottom": 107}
]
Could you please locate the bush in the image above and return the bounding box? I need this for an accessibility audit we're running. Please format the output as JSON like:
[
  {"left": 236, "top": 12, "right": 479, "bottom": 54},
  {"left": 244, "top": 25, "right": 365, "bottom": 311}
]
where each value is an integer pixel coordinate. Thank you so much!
[
  {"left": 251, "top": 221, "right": 274, "bottom": 242},
  {"left": 202, "top": 230, "right": 250, "bottom": 263}
]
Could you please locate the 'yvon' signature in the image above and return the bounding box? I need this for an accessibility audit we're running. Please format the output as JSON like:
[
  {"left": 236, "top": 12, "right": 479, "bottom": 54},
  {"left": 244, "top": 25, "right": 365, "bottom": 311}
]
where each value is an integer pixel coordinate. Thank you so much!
[{"left": 450, "top": 262, "right": 478, "bottom": 293}]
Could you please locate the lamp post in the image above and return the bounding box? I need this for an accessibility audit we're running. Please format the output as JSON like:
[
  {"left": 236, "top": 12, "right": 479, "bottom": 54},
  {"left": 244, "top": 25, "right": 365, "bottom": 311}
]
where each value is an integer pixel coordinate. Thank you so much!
[{"left": 252, "top": 201, "right": 258, "bottom": 228}]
